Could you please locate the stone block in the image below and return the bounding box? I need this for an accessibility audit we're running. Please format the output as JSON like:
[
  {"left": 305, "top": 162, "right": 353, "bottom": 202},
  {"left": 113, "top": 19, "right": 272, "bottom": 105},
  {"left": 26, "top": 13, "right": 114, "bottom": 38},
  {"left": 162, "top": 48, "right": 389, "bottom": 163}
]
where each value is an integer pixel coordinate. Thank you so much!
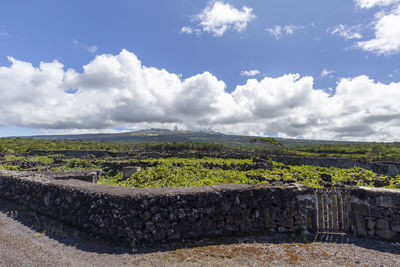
[
  {"left": 369, "top": 207, "right": 383, "bottom": 218},
  {"left": 240, "top": 223, "right": 252, "bottom": 231},
  {"left": 367, "top": 220, "right": 376, "bottom": 230},
  {"left": 376, "top": 229, "right": 397, "bottom": 240},
  {"left": 122, "top": 166, "right": 141, "bottom": 179},
  {"left": 376, "top": 219, "right": 389, "bottom": 230},
  {"left": 391, "top": 221, "right": 400, "bottom": 232},
  {"left": 351, "top": 203, "right": 370, "bottom": 216},
  {"left": 375, "top": 195, "right": 394, "bottom": 208},
  {"left": 368, "top": 229, "right": 375, "bottom": 236},
  {"left": 278, "top": 226, "right": 289, "bottom": 232},
  {"left": 353, "top": 214, "right": 367, "bottom": 237},
  {"left": 234, "top": 215, "right": 245, "bottom": 225}
]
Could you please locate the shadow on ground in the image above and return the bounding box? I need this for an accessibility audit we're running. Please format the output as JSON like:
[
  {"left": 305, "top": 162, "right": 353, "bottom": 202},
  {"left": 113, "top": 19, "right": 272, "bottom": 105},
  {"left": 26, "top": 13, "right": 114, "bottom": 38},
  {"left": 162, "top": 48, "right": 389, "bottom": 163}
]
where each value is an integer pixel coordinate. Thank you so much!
[{"left": 1, "top": 197, "right": 399, "bottom": 256}]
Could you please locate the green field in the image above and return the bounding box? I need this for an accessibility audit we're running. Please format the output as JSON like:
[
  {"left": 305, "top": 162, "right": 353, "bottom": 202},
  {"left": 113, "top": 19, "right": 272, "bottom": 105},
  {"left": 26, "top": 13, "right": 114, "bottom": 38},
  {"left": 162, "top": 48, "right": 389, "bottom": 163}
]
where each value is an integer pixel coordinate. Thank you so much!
[
  {"left": 1, "top": 135, "right": 400, "bottom": 189},
  {"left": 97, "top": 157, "right": 400, "bottom": 189}
]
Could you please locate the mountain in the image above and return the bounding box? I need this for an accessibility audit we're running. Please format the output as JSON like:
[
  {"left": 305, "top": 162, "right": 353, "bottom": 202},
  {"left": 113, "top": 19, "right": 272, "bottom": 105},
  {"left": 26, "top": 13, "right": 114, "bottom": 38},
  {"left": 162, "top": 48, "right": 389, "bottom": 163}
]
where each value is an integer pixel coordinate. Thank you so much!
[{"left": 27, "top": 129, "right": 353, "bottom": 146}]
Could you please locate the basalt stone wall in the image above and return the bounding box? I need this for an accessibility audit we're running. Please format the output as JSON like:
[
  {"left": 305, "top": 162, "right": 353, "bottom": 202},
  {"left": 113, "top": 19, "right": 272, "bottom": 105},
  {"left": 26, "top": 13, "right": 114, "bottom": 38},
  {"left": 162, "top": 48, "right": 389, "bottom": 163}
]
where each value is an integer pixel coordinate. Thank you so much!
[
  {"left": 40, "top": 170, "right": 102, "bottom": 183},
  {"left": 0, "top": 170, "right": 315, "bottom": 246},
  {"left": 24, "top": 149, "right": 257, "bottom": 160},
  {"left": 349, "top": 187, "right": 400, "bottom": 241},
  {"left": 273, "top": 156, "right": 400, "bottom": 177},
  {"left": 27, "top": 149, "right": 134, "bottom": 158}
]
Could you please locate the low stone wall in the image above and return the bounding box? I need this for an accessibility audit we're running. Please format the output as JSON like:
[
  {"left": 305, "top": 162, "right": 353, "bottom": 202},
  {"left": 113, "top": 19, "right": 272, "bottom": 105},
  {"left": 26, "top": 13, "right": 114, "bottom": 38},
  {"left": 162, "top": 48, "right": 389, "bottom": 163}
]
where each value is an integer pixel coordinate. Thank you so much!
[
  {"left": 0, "top": 171, "right": 315, "bottom": 246},
  {"left": 2, "top": 170, "right": 400, "bottom": 244},
  {"left": 349, "top": 187, "right": 400, "bottom": 241},
  {"left": 40, "top": 170, "right": 102, "bottom": 183},
  {"left": 28, "top": 149, "right": 133, "bottom": 158}
]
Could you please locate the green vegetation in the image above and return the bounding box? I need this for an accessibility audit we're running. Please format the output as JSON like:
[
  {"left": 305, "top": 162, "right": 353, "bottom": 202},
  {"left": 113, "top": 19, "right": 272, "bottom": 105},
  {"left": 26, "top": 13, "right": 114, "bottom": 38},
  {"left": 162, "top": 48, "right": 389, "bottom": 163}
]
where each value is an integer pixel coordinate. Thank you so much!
[
  {"left": 1, "top": 134, "right": 400, "bottom": 161},
  {"left": 1, "top": 136, "right": 400, "bottom": 190},
  {"left": 250, "top": 137, "right": 283, "bottom": 147},
  {"left": 293, "top": 142, "right": 400, "bottom": 161},
  {"left": 0, "top": 137, "right": 135, "bottom": 153},
  {"left": 97, "top": 157, "right": 400, "bottom": 189},
  {"left": 145, "top": 157, "right": 252, "bottom": 165}
]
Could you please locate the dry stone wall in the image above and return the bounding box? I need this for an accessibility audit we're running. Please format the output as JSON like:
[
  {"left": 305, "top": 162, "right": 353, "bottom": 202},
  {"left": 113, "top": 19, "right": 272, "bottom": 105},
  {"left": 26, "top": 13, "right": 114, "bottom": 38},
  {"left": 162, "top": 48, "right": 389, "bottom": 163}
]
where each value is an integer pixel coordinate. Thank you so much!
[
  {"left": 0, "top": 170, "right": 315, "bottom": 246},
  {"left": 349, "top": 187, "right": 400, "bottom": 241},
  {"left": 1, "top": 170, "right": 400, "bottom": 245}
]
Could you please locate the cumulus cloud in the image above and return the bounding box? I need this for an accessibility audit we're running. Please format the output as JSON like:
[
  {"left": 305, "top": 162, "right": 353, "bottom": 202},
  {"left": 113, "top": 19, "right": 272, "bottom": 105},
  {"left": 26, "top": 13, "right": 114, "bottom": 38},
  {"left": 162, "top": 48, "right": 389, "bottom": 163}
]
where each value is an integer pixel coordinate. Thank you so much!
[
  {"left": 266, "top": 24, "right": 306, "bottom": 40},
  {"left": 240, "top": 69, "right": 260, "bottom": 76},
  {"left": 73, "top": 40, "right": 99, "bottom": 53},
  {"left": 357, "top": 5, "right": 400, "bottom": 55},
  {"left": 355, "top": 0, "right": 400, "bottom": 8},
  {"left": 1, "top": 50, "right": 400, "bottom": 141},
  {"left": 180, "top": 26, "right": 201, "bottom": 35},
  {"left": 184, "top": 1, "right": 256, "bottom": 36},
  {"left": 344, "top": 1, "right": 400, "bottom": 55},
  {"left": 266, "top": 26, "right": 283, "bottom": 39},
  {"left": 181, "top": 26, "right": 193, "bottom": 34},
  {"left": 329, "top": 24, "right": 363, "bottom": 40},
  {"left": 320, "top": 68, "right": 335, "bottom": 77}
]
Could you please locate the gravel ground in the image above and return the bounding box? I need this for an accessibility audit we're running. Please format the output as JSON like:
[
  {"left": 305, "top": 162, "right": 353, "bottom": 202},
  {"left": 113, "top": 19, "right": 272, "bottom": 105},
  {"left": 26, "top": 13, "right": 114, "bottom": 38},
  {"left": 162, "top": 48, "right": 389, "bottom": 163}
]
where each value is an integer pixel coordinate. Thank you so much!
[{"left": 0, "top": 198, "right": 400, "bottom": 266}]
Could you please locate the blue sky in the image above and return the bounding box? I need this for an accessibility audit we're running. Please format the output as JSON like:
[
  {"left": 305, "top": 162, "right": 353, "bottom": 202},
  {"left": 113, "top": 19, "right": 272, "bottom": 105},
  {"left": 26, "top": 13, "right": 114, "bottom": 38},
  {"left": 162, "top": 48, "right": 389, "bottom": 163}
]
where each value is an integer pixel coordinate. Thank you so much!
[{"left": 1, "top": 0, "right": 400, "bottom": 141}]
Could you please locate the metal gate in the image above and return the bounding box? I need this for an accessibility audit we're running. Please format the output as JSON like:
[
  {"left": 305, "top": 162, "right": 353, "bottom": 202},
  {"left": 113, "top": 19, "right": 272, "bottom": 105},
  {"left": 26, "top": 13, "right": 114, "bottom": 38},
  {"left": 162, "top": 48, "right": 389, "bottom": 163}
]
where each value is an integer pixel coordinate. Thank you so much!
[{"left": 315, "top": 188, "right": 350, "bottom": 233}]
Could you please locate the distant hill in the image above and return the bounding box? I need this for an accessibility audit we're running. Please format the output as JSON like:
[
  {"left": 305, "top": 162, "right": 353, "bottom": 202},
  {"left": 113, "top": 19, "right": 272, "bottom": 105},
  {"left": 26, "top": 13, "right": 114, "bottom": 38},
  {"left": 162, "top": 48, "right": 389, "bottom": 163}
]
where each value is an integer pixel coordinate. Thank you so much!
[{"left": 27, "top": 128, "right": 354, "bottom": 146}]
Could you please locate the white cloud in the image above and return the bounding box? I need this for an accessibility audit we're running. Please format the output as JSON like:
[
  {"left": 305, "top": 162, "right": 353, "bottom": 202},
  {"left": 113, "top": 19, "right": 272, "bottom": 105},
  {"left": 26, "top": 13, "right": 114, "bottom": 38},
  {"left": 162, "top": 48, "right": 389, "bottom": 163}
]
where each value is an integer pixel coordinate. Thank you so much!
[
  {"left": 266, "top": 24, "right": 306, "bottom": 40},
  {"left": 1, "top": 50, "right": 400, "bottom": 141},
  {"left": 86, "top": 45, "right": 99, "bottom": 53},
  {"left": 320, "top": 68, "right": 335, "bottom": 77},
  {"left": 357, "top": 5, "right": 400, "bottom": 55},
  {"left": 283, "top": 25, "right": 305, "bottom": 35},
  {"left": 240, "top": 69, "right": 260, "bottom": 76},
  {"left": 72, "top": 40, "right": 99, "bottom": 53},
  {"left": 347, "top": 1, "right": 400, "bottom": 55},
  {"left": 266, "top": 26, "right": 283, "bottom": 39},
  {"left": 180, "top": 26, "right": 201, "bottom": 35},
  {"left": 355, "top": 0, "right": 400, "bottom": 8},
  {"left": 181, "top": 26, "right": 193, "bottom": 34},
  {"left": 329, "top": 24, "right": 363, "bottom": 40},
  {"left": 184, "top": 1, "right": 256, "bottom": 36}
]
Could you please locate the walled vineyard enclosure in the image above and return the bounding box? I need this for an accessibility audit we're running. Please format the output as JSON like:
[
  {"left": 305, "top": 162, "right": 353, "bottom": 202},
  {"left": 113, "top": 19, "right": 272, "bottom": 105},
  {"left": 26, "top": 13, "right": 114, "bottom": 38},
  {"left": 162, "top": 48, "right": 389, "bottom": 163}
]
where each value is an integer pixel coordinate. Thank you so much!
[{"left": 0, "top": 170, "right": 400, "bottom": 245}]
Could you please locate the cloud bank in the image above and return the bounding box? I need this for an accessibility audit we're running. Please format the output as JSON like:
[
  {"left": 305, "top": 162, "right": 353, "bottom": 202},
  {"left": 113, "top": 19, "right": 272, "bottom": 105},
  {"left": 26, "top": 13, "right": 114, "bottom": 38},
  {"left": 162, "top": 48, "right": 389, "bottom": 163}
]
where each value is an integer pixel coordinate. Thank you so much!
[{"left": 1, "top": 50, "right": 400, "bottom": 141}]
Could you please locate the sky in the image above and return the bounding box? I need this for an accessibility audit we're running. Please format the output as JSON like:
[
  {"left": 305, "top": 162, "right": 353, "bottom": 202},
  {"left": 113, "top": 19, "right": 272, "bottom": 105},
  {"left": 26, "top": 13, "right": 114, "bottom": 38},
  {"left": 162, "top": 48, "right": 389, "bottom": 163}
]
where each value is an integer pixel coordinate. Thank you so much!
[{"left": 0, "top": 0, "right": 400, "bottom": 141}]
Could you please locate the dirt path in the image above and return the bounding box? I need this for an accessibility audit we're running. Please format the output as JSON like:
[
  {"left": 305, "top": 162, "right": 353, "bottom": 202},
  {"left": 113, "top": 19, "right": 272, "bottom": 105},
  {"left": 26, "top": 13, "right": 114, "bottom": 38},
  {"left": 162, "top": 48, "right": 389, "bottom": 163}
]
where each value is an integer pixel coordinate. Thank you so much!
[{"left": 0, "top": 198, "right": 400, "bottom": 266}]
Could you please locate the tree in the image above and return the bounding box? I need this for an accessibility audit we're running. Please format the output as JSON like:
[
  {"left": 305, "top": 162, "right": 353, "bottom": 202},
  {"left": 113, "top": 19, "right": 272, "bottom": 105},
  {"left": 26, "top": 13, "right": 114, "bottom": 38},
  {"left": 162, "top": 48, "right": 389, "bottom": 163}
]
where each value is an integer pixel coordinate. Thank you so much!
[
  {"left": 367, "top": 143, "right": 388, "bottom": 161},
  {"left": 0, "top": 142, "right": 6, "bottom": 152},
  {"left": 249, "top": 137, "right": 284, "bottom": 154}
]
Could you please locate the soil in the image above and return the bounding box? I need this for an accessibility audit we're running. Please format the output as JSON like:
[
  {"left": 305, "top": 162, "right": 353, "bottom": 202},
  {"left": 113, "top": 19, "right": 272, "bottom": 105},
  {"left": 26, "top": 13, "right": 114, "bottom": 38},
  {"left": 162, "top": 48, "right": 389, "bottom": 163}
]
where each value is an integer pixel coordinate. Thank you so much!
[{"left": 0, "top": 198, "right": 399, "bottom": 267}]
